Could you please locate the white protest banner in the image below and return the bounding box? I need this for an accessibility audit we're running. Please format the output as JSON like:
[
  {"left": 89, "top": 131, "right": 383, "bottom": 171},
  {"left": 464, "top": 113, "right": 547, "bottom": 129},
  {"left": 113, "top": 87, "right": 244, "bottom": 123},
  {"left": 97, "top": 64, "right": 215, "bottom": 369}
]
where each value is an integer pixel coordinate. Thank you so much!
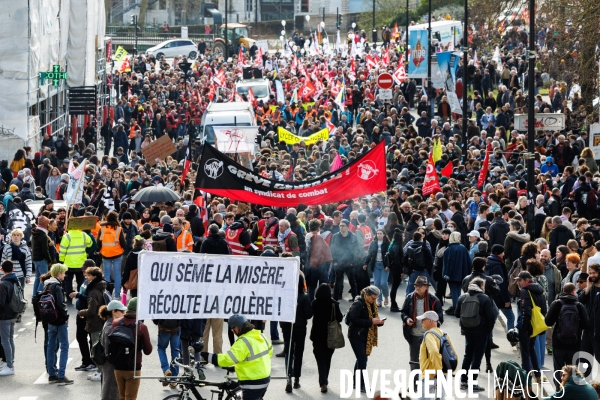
[
  {"left": 447, "top": 92, "right": 462, "bottom": 115},
  {"left": 590, "top": 123, "right": 600, "bottom": 160},
  {"left": 64, "top": 160, "right": 86, "bottom": 203},
  {"left": 213, "top": 126, "right": 258, "bottom": 154},
  {"left": 256, "top": 40, "right": 269, "bottom": 54},
  {"left": 136, "top": 252, "right": 300, "bottom": 321},
  {"left": 513, "top": 113, "right": 565, "bottom": 131}
]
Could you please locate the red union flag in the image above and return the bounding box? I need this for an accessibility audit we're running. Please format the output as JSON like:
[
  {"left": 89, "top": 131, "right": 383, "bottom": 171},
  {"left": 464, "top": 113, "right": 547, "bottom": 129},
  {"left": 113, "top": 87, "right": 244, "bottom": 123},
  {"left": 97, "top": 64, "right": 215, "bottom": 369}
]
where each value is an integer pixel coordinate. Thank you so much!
[
  {"left": 365, "top": 55, "right": 377, "bottom": 70},
  {"left": 300, "top": 80, "right": 316, "bottom": 100},
  {"left": 213, "top": 68, "right": 225, "bottom": 86},
  {"left": 478, "top": 144, "right": 492, "bottom": 189},
  {"left": 393, "top": 65, "right": 406, "bottom": 84},
  {"left": 422, "top": 153, "right": 441, "bottom": 197}
]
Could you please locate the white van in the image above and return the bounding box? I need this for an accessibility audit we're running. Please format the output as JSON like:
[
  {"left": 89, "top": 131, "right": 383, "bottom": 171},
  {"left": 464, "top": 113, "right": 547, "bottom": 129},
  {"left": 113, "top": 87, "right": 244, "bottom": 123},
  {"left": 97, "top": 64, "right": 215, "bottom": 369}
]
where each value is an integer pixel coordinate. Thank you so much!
[
  {"left": 200, "top": 102, "right": 256, "bottom": 145},
  {"left": 235, "top": 79, "right": 272, "bottom": 104}
]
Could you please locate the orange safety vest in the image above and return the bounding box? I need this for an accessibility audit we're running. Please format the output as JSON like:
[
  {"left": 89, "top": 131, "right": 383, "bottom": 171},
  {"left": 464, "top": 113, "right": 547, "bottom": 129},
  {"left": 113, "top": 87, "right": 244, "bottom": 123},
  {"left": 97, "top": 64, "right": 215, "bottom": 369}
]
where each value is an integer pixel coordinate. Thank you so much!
[
  {"left": 262, "top": 222, "right": 279, "bottom": 248},
  {"left": 99, "top": 226, "right": 124, "bottom": 258},
  {"left": 225, "top": 227, "right": 249, "bottom": 255},
  {"left": 271, "top": 109, "right": 281, "bottom": 124},
  {"left": 281, "top": 231, "right": 300, "bottom": 253},
  {"left": 129, "top": 125, "right": 138, "bottom": 139},
  {"left": 91, "top": 222, "right": 101, "bottom": 239},
  {"left": 358, "top": 225, "right": 373, "bottom": 251},
  {"left": 176, "top": 230, "right": 194, "bottom": 252}
]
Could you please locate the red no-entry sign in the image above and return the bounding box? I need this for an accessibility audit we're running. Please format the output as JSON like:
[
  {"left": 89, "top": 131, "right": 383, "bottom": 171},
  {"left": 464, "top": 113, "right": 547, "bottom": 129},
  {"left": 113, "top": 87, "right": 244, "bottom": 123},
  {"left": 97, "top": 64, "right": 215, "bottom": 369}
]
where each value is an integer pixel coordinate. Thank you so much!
[{"left": 377, "top": 73, "right": 394, "bottom": 89}]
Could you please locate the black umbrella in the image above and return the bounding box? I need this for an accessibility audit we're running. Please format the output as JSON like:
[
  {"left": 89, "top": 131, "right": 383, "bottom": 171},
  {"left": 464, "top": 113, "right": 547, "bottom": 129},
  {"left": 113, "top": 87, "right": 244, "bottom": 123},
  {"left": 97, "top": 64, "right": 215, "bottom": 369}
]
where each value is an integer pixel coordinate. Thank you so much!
[{"left": 131, "top": 186, "right": 180, "bottom": 203}]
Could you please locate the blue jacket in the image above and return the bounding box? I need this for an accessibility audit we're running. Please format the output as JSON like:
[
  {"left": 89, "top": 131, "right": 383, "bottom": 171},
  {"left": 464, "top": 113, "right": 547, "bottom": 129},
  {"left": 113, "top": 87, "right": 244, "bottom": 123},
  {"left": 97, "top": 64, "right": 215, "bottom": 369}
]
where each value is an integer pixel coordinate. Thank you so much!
[
  {"left": 540, "top": 156, "right": 559, "bottom": 177},
  {"left": 442, "top": 242, "right": 471, "bottom": 283},
  {"left": 113, "top": 129, "right": 129, "bottom": 151}
]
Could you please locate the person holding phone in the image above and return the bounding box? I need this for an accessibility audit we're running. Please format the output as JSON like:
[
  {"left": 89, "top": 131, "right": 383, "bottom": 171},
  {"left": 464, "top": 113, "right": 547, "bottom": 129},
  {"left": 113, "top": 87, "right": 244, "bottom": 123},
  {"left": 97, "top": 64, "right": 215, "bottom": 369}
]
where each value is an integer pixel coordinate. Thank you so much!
[{"left": 346, "top": 285, "right": 385, "bottom": 393}]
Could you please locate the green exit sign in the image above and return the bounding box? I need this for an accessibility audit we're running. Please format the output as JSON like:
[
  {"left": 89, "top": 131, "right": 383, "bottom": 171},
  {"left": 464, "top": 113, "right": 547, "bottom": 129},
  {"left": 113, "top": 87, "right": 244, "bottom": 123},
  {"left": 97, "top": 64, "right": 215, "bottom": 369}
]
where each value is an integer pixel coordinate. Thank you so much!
[{"left": 40, "top": 65, "right": 67, "bottom": 86}]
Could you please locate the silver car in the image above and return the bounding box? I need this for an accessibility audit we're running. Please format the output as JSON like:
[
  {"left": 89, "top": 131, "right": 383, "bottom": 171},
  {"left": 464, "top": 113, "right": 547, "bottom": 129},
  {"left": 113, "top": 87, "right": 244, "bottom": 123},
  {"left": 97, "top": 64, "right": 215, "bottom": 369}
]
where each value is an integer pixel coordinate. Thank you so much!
[{"left": 145, "top": 39, "right": 198, "bottom": 60}]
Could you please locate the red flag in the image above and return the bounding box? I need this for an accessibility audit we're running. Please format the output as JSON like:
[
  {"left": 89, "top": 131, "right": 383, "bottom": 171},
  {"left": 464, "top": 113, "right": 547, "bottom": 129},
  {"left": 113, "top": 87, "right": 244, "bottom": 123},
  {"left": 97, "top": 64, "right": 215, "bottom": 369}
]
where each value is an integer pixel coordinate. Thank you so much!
[
  {"left": 365, "top": 55, "right": 376, "bottom": 70},
  {"left": 330, "top": 154, "right": 343, "bottom": 172},
  {"left": 285, "top": 159, "right": 294, "bottom": 182},
  {"left": 193, "top": 189, "right": 209, "bottom": 234},
  {"left": 120, "top": 58, "right": 131, "bottom": 73},
  {"left": 382, "top": 48, "right": 390, "bottom": 66},
  {"left": 237, "top": 46, "right": 244, "bottom": 68},
  {"left": 247, "top": 87, "right": 256, "bottom": 106},
  {"left": 422, "top": 153, "right": 442, "bottom": 197},
  {"left": 254, "top": 47, "right": 263, "bottom": 67},
  {"left": 181, "top": 148, "right": 191, "bottom": 186},
  {"left": 477, "top": 144, "right": 492, "bottom": 189},
  {"left": 441, "top": 161, "right": 453, "bottom": 177},
  {"left": 299, "top": 80, "right": 316, "bottom": 100}
]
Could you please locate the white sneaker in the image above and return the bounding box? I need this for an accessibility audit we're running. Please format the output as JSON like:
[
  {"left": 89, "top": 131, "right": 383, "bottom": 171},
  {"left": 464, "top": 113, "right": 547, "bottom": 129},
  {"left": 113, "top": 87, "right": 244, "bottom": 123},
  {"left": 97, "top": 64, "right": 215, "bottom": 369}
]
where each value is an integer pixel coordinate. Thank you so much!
[
  {"left": 87, "top": 373, "right": 93, "bottom": 380},
  {"left": 0, "top": 367, "right": 15, "bottom": 376},
  {"left": 90, "top": 372, "right": 102, "bottom": 382},
  {"left": 0, "top": 361, "right": 6, "bottom": 370}
]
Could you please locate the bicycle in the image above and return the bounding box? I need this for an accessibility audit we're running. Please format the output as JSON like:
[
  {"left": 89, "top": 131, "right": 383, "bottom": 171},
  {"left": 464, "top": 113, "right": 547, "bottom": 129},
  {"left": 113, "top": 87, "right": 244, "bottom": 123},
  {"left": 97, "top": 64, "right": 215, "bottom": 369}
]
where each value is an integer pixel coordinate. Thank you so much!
[{"left": 161, "top": 358, "right": 242, "bottom": 400}]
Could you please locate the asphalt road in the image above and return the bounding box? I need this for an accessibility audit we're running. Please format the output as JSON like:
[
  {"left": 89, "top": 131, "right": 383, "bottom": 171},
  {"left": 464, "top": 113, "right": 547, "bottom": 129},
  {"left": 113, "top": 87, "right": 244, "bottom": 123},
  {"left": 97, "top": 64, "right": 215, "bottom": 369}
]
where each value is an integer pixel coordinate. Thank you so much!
[{"left": 2, "top": 277, "right": 557, "bottom": 400}]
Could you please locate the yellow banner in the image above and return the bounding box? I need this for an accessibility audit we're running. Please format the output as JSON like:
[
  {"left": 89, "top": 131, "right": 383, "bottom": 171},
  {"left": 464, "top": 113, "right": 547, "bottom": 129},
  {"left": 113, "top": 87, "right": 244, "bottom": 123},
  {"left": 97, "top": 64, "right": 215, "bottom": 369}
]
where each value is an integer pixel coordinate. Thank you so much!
[
  {"left": 113, "top": 46, "right": 129, "bottom": 62},
  {"left": 277, "top": 127, "right": 329, "bottom": 145}
]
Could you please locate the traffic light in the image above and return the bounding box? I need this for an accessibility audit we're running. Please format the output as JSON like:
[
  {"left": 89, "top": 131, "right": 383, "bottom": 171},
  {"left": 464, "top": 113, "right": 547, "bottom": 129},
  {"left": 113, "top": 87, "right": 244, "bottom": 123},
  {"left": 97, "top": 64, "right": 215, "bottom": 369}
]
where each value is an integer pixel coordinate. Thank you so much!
[
  {"left": 337, "top": 14, "right": 343, "bottom": 29},
  {"left": 131, "top": 15, "right": 137, "bottom": 25}
]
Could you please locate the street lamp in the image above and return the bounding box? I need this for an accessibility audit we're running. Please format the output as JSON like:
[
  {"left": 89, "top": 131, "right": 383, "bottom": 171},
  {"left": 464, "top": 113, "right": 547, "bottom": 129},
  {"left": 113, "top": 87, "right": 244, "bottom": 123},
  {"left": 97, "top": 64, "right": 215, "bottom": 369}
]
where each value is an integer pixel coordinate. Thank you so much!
[{"left": 526, "top": 0, "right": 536, "bottom": 238}]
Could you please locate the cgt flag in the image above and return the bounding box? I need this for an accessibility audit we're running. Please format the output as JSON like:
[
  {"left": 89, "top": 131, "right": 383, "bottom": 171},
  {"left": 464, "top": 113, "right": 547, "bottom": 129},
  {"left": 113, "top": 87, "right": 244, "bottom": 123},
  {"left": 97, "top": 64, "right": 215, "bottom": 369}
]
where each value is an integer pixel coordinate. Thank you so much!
[
  {"left": 6, "top": 200, "right": 34, "bottom": 243},
  {"left": 478, "top": 144, "right": 492, "bottom": 189},
  {"left": 196, "top": 142, "right": 387, "bottom": 207},
  {"left": 422, "top": 153, "right": 441, "bottom": 197}
]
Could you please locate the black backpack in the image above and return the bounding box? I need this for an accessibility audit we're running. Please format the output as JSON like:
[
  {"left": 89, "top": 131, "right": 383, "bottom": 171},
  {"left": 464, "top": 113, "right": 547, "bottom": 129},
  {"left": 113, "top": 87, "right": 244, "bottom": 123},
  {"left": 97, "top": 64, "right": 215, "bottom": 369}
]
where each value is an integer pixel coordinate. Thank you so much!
[
  {"left": 556, "top": 300, "right": 580, "bottom": 343},
  {"left": 460, "top": 293, "right": 482, "bottom": 328},
  {"left": 406, "top": 245, "right": 425, "bottom": 269},
  {"left": 107, "top": 320, "right": 138, "bottom": 369},
  {"left": 35, "top": 287, "right": 58, "bottom": 324}
]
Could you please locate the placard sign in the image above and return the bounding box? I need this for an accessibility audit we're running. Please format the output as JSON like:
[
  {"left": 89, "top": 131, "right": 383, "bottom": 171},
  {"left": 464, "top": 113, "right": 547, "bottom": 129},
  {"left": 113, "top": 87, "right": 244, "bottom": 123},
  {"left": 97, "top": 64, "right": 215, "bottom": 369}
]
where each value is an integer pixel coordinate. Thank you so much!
[
  {"left": 141, "top": 134, "right": 178, "bottom": 165},
  {"left": 68, "top": 216, "right": 98, "bottom": 231},
  {"left": 136, "top": 252, "right": 300, "bottom": 321},
  {"left": 590, "top": 123, "right": 600, "bottom": 161},
  {"left": 514, "top": 113, "right": 565, "bottom": 131}
]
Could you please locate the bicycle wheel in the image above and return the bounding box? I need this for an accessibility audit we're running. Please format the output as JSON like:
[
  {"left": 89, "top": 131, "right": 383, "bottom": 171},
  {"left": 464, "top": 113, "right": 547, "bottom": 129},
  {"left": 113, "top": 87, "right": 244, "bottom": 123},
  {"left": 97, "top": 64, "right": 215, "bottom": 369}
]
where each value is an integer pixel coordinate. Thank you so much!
[
  {"left": 223, "top": 391, "right": 242, "bottom": 400},
  {"left": 162, "top": 393, "right": 190, "bottom": 400}
]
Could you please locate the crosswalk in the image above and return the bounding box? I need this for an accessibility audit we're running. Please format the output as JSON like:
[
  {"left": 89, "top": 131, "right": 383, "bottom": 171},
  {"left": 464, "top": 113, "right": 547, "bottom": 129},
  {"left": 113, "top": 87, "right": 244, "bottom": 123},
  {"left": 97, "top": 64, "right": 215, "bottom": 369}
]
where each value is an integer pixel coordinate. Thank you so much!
[{"left": 33, "top": 358, "right": 73, "bottom": 384}]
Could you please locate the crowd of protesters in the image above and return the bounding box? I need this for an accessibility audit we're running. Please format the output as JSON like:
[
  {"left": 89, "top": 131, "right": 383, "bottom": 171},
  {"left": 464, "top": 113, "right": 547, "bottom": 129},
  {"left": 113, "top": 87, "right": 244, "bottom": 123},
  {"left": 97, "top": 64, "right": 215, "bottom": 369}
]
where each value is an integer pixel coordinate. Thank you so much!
[{"left": 0, "top": 14, "right": 600, "bottom": 400}]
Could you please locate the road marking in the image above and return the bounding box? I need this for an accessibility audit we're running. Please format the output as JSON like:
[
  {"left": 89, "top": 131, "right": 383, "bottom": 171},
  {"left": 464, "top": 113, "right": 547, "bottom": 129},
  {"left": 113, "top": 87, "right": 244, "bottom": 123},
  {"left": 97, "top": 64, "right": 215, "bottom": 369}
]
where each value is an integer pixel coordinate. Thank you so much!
[
  {"left": 69, "top": 339, "right": 78, "bottom": 348},
  {"left": 14, "top": 334, "right": 18, "bottom": 338},
  {"left": 18, "top": 328, "right": 26, "bottom": 332},
  {"left": 26, "top": 321, "right": 33, "bottom": 326},
  {"left": 18, "top": 397, "right": 38, "bottom": 400},
  {"left": 34, "top": 358, "right": 73, "bottom": 384}
]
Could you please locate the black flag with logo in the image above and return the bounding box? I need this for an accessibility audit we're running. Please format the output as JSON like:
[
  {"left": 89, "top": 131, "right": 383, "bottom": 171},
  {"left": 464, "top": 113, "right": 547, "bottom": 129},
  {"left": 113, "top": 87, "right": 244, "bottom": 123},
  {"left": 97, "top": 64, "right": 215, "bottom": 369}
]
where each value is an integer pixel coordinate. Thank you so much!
[{"left": 6, "top": 200, "right": 34, "bottom": 243}]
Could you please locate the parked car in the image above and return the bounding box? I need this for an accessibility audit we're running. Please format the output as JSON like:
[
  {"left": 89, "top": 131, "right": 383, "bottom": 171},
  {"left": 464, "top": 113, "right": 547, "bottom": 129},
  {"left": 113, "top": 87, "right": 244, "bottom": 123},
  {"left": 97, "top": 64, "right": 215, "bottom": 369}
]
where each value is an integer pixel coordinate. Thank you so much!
[{"left": 145, "top": 39, "right": 198, "bottom": 59}]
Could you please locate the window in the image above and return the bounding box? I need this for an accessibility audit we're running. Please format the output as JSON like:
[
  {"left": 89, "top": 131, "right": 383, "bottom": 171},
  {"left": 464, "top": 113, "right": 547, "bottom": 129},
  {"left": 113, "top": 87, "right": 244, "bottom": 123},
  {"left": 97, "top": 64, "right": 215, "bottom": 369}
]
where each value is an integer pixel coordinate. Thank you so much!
[
  {"left": 159, "top": 0, "right": 166, "bottom": 10},
  {"left": 245, "top": 0, "right": 253, "bottom": 12},
  {"left": 301, "top": 0, "right": 309, "bottom": 12}
]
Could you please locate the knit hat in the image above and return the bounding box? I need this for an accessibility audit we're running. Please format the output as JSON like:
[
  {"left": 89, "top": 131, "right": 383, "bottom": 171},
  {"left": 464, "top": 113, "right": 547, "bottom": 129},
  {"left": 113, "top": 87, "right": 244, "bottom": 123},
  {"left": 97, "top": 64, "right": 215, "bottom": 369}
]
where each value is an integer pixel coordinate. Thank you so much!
[
  {"left": 424, "top": 218, "right": 435, "bottom": 228},
  {"left": 61, "top": 173, "right": 69, "bottom": 181},
  {"left": 491, "top": 244, "right": 505, "bottom": 255},
  {"left": 9, "top": 184, "right": 18, "bottom": 192},
  {"left": 162, "top": 223, "right": 173, "bottom": 233},
  {"left": 142, "top": 223, "right": 152, "bottom": 231},
  {"left": 122, "top": 212, "right": 133, "bottom": 220},
  {"left": 37, "top": 215, "right": 50, "bottom": 229},
  {"left": 160, "top": 215, "right": 172, "bottom": 225},
  {"left": 127, "top": 297, "right": 138, "bottom": 311}
]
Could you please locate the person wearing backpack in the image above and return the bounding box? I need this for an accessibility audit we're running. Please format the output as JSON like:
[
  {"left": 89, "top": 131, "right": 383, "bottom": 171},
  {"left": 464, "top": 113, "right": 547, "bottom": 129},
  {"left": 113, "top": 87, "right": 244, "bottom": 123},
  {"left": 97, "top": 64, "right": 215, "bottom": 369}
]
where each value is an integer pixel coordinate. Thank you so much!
[
  {"left": 403, "top": 231, "right": 434, "bottom": 295},
  {"left": 516, "top": 270, "right": 548, "bottom": 383},
  {"left": 44, "top": 263, "right": 73, "bottom": 384},
  {"left": 417, "top": 310, "right": 458, "bottom": 399},
  {"left": 98, "top": 300, "right": 126, "bottom": 400},
  {"left": 69, "top": 260, "right": 99, "bottom": 376},
  {"left": 545, "top": 283, "right": 589, "bottom": 390},
  {"left": 455, "top": 276, "right": 498, "bottom": 391},
  {"left": 0, "top": 228, "right": 32, "bottom": 323},
  {"left": 400, "top": 276, "right": 443, "bottom": 390},
  {"left": 442, "top": 231, "right": 471, "bottom": 315},
  {"left": 153, "top": 316, "right": 182, "bottom": 388},
  {"left": 0, "top": 260, "right": 20, "bottom": 376},
  {"left": 110, "top": 298, "right": 153, "bottom": 399}
]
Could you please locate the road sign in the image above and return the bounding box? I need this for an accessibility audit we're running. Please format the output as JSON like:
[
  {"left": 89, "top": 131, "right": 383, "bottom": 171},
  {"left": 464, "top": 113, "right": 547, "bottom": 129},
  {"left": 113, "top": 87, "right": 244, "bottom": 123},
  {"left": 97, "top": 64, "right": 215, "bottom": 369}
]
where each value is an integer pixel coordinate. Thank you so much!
[
  {"left": 378, "top": 89, "right": 393, "bottom": 100},
  {"left": 377, "top": 73, "right": 394, "bottom": 89}
]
